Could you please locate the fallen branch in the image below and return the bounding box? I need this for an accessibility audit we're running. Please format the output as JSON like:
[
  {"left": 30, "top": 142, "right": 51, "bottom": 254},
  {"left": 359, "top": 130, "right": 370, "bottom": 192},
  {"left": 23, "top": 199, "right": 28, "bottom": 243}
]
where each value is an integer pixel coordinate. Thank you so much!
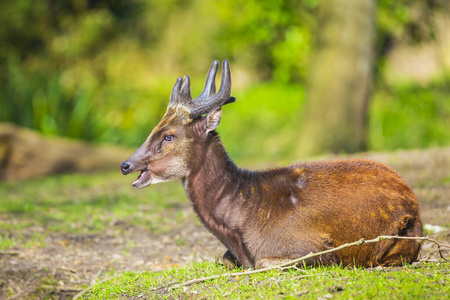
[
  {"left": 163, "top": 235, "right": 449, "bottom": 292},
  {"left": 0, "top": 250, "right": 21, "bottom": 256},
  {"left": 272, "top": 235, "right": 449, "bottom": 270}
]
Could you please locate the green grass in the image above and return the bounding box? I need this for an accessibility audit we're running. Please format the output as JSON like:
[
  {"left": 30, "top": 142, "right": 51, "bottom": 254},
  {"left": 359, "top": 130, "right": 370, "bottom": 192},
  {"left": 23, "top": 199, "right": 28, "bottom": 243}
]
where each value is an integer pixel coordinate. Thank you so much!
[
  {"left": 79, "top": 261, "right": 450, "bottom": 299},
  {"left": 0, "top": 171, "right": 190, "bottom": 250}
]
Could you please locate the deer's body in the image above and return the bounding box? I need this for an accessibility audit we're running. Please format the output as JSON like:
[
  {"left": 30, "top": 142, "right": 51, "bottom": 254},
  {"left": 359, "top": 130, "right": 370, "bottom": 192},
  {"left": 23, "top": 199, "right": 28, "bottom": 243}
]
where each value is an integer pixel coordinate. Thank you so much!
[{"left": 121, "top": 60, "right": 422, "bottom": 268}]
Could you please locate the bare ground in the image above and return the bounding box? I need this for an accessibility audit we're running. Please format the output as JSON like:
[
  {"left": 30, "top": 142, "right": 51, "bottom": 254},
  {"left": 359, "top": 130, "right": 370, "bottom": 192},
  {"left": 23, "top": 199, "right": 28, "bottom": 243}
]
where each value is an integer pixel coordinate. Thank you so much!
[{"left": 0, "top": 147, "right": 449, "bottom": 299}]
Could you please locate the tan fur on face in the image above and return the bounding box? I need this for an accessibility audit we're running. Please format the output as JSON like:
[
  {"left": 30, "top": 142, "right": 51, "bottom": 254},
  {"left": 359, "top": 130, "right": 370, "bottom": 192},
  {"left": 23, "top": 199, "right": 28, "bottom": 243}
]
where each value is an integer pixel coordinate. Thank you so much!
[{"left": 141, "top": 106, "right": 197, "bottom": 181}]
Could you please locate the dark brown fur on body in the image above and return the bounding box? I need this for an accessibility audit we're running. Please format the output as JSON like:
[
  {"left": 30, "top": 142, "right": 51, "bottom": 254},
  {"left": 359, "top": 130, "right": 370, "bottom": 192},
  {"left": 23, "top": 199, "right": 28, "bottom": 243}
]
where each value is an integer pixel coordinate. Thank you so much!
[
  {"left": 121, "top": 60, "right": 422, "bottom": 269},
  {"left": 183, "top": 132, "right": 422, "bottom": 268}
]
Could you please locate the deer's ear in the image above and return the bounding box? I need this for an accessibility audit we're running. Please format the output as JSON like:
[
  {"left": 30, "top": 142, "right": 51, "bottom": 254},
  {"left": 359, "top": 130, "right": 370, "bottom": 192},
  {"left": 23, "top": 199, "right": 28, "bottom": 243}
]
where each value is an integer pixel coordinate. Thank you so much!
[{"left": 204, "top": 108, "right": 222, "bottom": 133}]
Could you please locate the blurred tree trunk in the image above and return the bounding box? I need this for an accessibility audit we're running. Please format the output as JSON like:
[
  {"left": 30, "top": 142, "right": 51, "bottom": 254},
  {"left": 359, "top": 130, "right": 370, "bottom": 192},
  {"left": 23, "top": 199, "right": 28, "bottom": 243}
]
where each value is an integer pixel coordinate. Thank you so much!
[{"left": 297, "top": 0, "right": 375, "bottom": 157}]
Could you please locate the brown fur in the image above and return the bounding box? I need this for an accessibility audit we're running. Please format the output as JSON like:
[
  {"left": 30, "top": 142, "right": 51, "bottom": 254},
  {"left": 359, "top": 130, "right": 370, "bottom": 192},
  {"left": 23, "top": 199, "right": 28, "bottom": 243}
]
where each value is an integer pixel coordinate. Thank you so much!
[
  {"left": 182, "top": 132, "right": 422, "bottom": 268},
  {"left": 121, "top": 64, "right": 423, "bottom": 269}
]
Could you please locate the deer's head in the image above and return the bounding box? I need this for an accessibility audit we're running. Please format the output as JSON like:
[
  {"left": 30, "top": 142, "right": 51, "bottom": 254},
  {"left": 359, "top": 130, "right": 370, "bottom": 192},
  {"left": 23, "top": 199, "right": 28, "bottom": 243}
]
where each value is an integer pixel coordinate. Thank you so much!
[{"left": 120, "top": 60, "right": 236, "bottom": 188}]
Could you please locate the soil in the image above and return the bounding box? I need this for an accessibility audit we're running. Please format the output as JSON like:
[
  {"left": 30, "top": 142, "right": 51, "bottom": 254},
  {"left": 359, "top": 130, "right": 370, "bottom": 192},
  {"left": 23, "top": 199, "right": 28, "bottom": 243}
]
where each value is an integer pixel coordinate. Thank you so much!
[{"left": 0, "top": 147, "right": 449, "bottom": 299}]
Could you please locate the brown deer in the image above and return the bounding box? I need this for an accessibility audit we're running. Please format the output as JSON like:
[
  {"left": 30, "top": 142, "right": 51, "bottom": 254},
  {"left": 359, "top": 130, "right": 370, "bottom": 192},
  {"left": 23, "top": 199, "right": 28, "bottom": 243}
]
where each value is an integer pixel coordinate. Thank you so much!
[{"left": 121, "top": 60, "right": 423, "bottom": 269}]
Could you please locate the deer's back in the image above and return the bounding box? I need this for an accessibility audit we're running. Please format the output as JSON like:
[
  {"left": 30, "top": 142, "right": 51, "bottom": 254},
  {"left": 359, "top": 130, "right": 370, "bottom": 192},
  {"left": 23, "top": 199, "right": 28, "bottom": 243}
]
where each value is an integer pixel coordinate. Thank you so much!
[{"left": 244, "top": 159, "right": 422, "bottom": 267}]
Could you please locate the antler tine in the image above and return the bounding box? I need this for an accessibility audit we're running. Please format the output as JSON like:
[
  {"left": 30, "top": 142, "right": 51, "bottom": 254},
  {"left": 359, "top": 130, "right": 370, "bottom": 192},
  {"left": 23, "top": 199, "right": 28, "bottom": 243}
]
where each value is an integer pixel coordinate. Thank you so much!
[
  {"left": 190, "top": 60, "right": 233, "bottom": 118},
  {"left": 215, "top": 59, "right": 232, "bottom": 100},
  {"left": 180, "top": 75, "right": 192, "bottom": 101},
  {"left": 169, "top": 77, "right": 183, "bottom": 106},
  {"left": 196, "top": 60, "right": 219, "bottom": 100}
]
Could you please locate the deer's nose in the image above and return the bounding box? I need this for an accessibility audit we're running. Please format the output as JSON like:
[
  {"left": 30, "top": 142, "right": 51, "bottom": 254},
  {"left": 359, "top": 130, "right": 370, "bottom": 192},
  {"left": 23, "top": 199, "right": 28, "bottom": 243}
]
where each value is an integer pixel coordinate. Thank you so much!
[{"left": 121, "top": 161, "right": 132, "bottom": 175}]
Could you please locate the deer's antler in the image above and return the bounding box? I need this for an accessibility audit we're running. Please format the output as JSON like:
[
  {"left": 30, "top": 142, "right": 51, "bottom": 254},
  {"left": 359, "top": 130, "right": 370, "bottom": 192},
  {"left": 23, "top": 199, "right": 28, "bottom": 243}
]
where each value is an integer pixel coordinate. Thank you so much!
[{"left": 168, "top": 60, "right": 236, "bottom": 118}]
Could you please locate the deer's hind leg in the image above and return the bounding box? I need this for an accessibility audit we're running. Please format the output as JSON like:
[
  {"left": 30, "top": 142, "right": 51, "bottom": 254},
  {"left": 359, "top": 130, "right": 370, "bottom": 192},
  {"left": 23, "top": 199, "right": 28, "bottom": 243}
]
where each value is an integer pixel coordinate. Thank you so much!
[{"left": 376, "top": 215, "right": 423, "bottom": 266}]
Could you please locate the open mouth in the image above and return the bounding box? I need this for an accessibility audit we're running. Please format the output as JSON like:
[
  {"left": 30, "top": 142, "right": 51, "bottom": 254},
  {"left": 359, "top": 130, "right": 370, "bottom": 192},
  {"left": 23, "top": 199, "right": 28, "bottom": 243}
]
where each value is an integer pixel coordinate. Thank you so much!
[{"left": 132, "top": 169, "right": 152, "bottom": 188}]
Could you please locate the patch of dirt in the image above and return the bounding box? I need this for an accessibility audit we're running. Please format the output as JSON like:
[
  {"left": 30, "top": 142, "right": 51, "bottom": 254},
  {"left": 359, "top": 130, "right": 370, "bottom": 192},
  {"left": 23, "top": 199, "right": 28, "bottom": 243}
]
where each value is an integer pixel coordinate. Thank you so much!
[
  {"left": 1, "top": 147, "right": 449, "bottom": 299},
  {"left": 0, "top": 214, "right": 225, "bottom": 299}
]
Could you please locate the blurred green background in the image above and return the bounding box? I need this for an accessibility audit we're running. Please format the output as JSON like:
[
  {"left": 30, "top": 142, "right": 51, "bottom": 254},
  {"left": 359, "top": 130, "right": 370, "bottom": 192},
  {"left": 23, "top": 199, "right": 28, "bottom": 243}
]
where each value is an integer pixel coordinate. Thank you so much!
[{"left": 1, "top": 0, "right": 449, "bottom": 163}]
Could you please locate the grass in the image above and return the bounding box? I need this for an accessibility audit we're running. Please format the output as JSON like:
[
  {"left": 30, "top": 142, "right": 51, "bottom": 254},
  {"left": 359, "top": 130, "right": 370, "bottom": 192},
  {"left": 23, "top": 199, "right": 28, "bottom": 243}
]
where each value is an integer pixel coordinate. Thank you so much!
[
  {"left": 0, "top": 171, "right": 190, "bottom": 250},
  {"left": 79, "top": 260, "right": 450, "bottom": 299}
]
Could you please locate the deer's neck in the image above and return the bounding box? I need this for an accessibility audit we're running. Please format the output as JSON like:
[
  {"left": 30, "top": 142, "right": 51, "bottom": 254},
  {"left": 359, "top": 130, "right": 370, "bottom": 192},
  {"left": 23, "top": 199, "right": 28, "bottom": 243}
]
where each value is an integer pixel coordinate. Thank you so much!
[
  {"left": 182, "top": 133, "right": 255, "bottom": 264},
  {"left": 183, "top": 133, "right": 247, "bottom": 223}
]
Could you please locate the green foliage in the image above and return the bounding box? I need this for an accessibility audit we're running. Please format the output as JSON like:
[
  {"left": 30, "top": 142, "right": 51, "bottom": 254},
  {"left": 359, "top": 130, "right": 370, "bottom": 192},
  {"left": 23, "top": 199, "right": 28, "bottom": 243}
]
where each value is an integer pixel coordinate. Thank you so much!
[
  {"left": 0, "top": 0, "right": 449, "bottom": 156},
  {"left": 222, "top": 79, "right": 450, "bottom": 163},
  {"left": 220, "top": 82, "right": 305, "bottom": 163},
  {"left": 214, "top": 0, "right": 316, "bottom": 82},
  {"left": 0, "top": 0, "right": 155, "bottom": 144},
  {"left": 370, "top": 79, "right": 450, "bottom": 151},
  {"left": 80, "top": 261, "right": 450, "bottom": 299},
  {"left": 0, "top": 0, "right": 316, "bottom": 147},
  {"left": 377, "top": 0, "right": 445, "bottom": 44}
]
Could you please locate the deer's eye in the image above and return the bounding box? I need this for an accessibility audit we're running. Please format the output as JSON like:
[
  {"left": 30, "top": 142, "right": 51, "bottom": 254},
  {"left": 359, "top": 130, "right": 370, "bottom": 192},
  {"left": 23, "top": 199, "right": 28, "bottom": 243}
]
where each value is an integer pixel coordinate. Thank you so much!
[{"left": 163, "top": 135, "right": 175, "bottom": 142}]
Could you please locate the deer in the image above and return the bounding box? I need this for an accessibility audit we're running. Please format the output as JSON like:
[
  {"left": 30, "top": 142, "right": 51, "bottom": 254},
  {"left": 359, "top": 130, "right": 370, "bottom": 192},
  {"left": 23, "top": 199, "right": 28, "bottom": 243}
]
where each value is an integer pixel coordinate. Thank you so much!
[{"left": 121, "top": 60, "right": 423, "bottom": 269}]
